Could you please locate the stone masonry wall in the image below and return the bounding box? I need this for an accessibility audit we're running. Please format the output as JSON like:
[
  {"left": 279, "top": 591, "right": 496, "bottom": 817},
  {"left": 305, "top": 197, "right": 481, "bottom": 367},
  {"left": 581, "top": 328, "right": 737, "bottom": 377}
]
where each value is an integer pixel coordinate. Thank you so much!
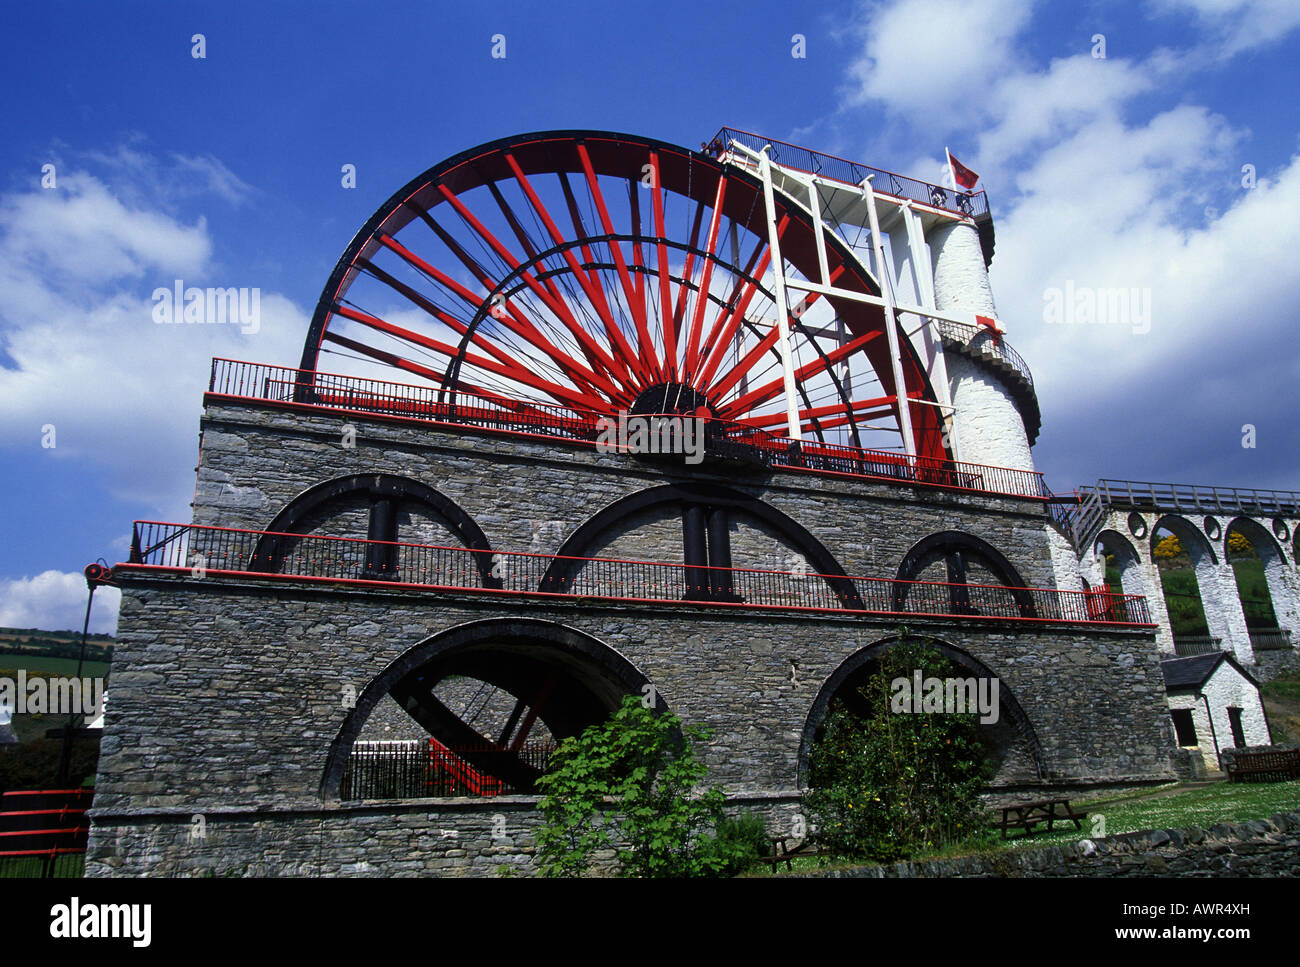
[
  {"left": 87, "top": 568, "right": 1173, "bottom": 876},
  {"left": 192, "top": 400, "right": 1063, "bottom": 592}
]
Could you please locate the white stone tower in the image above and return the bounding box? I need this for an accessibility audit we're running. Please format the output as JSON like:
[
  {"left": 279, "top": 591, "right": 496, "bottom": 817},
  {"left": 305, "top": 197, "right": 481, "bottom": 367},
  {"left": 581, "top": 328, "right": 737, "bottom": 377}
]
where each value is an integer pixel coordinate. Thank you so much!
[{"left": 929, "top": 220, "right": 1038, "bottom": 472}]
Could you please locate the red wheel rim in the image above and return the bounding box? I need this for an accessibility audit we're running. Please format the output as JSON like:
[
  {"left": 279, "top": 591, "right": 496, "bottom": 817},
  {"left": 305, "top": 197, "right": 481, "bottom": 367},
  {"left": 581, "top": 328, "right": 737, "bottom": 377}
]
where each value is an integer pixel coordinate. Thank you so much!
[{"left": 300, "top": 130, "right": 946, "bottom": 457}]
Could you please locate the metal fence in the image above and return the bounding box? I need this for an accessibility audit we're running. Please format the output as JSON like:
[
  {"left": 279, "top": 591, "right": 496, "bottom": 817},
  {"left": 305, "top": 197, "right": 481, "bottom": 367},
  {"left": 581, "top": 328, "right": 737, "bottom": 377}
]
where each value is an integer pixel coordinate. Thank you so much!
[
  {"left": 1249, "top": 629, "right": 1293, "bottom": 652},
  {"left": 341, "top": 740, "right": 554, "bottom": 800},
  {"left": 937, "top": 319, "right": 1035, "bottom": 391},
  {"left": 1173, "top": 636, "right": 1224, "bottom": 657},
  {"left": 0, "top": 788, "right": 91, "bottom": 878},
  {"left": 126, "top": 520, "right": 1153, "bottom": 627},
  {"left": 208, "top": 358, "right": 1048, "bottom": 499},
  {"left": 707, "top": 126, "right": 990, "bottom": 219},
  {"left": 1080, "top": 479, "right": 1300, "bottom": 518}
]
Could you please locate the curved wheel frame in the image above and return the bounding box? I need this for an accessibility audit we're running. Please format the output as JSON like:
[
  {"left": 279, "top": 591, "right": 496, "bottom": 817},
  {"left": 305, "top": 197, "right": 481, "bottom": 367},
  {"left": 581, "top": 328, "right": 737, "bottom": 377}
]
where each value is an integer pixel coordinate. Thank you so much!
[{"left": 301, "top": 130, "right": 947, "bottom": 457}]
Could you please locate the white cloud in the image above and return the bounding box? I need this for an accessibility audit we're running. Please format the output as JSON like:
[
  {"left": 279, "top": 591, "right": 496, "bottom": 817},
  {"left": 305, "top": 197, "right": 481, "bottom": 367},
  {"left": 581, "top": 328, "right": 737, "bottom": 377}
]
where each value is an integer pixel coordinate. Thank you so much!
[
  {"left": 0, "top": 157, "right": 307, "bottom": 515},
  {"left": 0, "top": 570, "right": 120, "bottom": 635},
  {"left": 979, "top": 55, "right": 1158, "bottom": 163},
  {"left": 842, "top": 0, "right": 1035, "bottom": 123},
  {"left": 827, "top": 0, "right": 1300, "bottom": 487},
  {"left": 1151, "top": 0, "right": 1300, "bottom": 56},
  {"left": 82, "top": 142, "right": 256, "bottom": 209},
  {"left": 0, "top": 171, "right": 210, "bottom": 288},
  {"left": 1000, "top": 130, "right": 1299, "bottom": 405}
]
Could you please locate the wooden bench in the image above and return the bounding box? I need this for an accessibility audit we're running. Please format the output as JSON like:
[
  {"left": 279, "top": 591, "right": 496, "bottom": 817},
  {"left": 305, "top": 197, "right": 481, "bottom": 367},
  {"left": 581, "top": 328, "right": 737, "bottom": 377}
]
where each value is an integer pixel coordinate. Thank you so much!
[
  {"left": 1226, "top": 748, "right": 1300, "bottom": 783},
  {"left": 997, "top": 798, "right": 1087, "bottom": 839},
  {"left": 761, "top": 836, "right": 819, "bottom": 872}
]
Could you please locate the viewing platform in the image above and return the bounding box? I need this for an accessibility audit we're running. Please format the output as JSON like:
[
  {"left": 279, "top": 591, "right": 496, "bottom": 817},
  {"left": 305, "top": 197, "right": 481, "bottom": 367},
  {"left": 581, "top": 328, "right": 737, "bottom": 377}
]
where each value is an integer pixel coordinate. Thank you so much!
[
  {"left": 120, "top": 520, "right": 1153, "bottom": 627},
  {"left": 207, "top": 358, "right": 1049, "bottom": 501}
]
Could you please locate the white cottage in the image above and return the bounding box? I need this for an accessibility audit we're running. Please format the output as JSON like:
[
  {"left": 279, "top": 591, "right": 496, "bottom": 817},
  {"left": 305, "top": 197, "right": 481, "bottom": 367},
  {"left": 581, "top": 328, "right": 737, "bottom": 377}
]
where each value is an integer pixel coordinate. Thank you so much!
[{"left": 1162, "top": 652, "right": 1270, "bottom": 773}]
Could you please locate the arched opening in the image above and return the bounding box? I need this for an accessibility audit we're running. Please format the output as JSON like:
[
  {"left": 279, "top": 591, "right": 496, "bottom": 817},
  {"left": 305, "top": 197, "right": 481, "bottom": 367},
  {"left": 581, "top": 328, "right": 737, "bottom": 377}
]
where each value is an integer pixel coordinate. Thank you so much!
[
  {"left": 892, "top": 531, "right": 1035, "bottom": 618},
  {"left": 1225, "top": 518, "right": 1294, "bottom": 654},
  {"left": 249, "top": 473, "right": 498, "bottom": 586},
  {"left": 1094, "top": 531, "right": 1141, "bottom": 595},
  {"left": 1087, "top": 530, "right": 1146, "bottom": 623},
  {"left": 797, "top": 634, "right": 1044, "bottom": 788},
  {"left": 539, "top": 482, "right": 862, "bottom": 609},
  {"left": 322, "top": 619, "right": 664, "bottom": 800},
  {"left": 1150, "top": 516, "right": 1217, "bottom": 656}
]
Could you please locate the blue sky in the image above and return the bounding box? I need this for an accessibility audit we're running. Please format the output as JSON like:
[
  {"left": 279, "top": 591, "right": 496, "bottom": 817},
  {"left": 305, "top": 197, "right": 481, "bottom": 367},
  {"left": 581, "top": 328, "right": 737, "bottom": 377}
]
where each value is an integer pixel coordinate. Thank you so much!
[{"left": 2, "top": 0, "right": 1298, "bottom": 632}]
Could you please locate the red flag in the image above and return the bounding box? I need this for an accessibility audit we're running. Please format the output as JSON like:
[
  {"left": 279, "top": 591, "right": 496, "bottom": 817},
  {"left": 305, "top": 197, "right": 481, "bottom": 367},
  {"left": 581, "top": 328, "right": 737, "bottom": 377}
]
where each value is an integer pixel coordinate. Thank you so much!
[
  {"left": 975, "top": 313, "right": 1003, "bottom": 344},
  {"left": 947, "top": 149, "right": 979, "bottom": 191}
]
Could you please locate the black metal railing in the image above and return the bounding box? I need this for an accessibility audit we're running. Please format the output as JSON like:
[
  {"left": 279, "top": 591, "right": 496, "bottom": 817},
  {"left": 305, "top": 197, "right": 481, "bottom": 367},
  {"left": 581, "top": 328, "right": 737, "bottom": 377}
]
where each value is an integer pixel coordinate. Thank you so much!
[
  {"left": 1173, "top": 635, "right": 1224, "bottom": 657},
  {"left": 124, "top": 521, "right": 1153, "bottom": 627},
  {"left": 1080, "top": 479, "right": 1300, "bottom": 518},
  {"left": 1248, "top": 629, "right": 1293, "bottom": 652},
  {"left": 207, "top": 359, "right": 1048, "bottom": 500},
  {"left": 707, "top": 127, "right": 990, "bottom": 219},
  {"left": 341, "top": 740, "right": 554, "bottom": 800},
  {"left": 937, "top": 319, "right": 1035, "bottom": 391}
]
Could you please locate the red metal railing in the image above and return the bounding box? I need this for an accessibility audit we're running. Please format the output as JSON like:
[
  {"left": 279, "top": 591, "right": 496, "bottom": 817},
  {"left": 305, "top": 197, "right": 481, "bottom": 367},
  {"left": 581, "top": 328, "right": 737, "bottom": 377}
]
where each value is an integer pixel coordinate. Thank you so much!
[
  {"left": 206, "top": 358, "right": 1048, "bottom": 500},
  {"left": 0, "top": 788, "right": 92, "bottom": 878},
  {"left": 124, "top": 521, "right": 1152, "bottom": 627}
]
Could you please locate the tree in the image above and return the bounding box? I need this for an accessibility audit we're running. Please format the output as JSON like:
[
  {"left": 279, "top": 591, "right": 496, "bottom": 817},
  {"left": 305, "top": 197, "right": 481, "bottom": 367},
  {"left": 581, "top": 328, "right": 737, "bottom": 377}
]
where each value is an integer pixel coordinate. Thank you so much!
[
  {"left": 1153, "top": 534, "right": 1183, "bottom": 560},
  {"left": 534, "top": 695, "right": 746, "bottom": 877},
  {"left": 803, "top": 637, "right": 990, "bottom": 863}
]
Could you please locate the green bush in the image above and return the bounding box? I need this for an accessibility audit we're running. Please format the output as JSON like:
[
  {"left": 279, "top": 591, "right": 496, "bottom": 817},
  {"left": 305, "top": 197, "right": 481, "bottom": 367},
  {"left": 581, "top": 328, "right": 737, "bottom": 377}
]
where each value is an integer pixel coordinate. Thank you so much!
[
  {"left": 700, "top": 812, "right": 770, "bottom": 876},
  {"left": 803, "top": 637, "right": 989, "bottom": 863},
  {"left": 535, "top": 695, "right": 735, "bottom": 878},
  {"left": 0, "top": 733, "right": 99, "bottom": 794}
]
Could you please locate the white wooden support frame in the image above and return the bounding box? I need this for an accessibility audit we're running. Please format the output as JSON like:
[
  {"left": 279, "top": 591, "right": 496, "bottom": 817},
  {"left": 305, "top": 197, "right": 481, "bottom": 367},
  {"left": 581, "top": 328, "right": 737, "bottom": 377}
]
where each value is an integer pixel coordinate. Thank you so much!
[
  {"left": 722, "top": 138, "right": 976, "bottom": 454},
  {"left": 757, "top": 145, "right": 803, "bottom": 441}
]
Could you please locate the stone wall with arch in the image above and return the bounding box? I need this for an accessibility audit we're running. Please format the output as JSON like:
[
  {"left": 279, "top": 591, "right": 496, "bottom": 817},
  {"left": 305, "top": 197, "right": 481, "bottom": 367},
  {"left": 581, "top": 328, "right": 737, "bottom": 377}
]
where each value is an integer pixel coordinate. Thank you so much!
[{"left": 1083, "top": 506, "right": 1300, "bottom": 678}]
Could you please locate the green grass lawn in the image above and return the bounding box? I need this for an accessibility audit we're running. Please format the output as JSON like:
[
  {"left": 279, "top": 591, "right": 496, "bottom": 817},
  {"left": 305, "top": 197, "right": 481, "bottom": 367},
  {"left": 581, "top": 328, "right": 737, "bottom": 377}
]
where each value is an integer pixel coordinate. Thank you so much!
[
  {"left": 0, "top": 853, "right": 85, "bottom": 878},
  {"left": 0, "top": 654, "right": 111, "bottom": 678},
  {"left": 754, "top": 779, "right": 1300, "bottom": 876},
  {"left": 998, "top": 779, "right": 1300, "bottom": 850}
]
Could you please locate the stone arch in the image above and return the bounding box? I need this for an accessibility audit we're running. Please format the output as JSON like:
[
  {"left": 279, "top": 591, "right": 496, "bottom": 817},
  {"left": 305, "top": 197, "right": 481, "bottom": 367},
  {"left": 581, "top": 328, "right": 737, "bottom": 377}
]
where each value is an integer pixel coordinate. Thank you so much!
[
  {"left": 1151, "top": 514, "right": 1228, "bottom": 654},
  {"left": 1225, "top": 516, "right": 1296, "bottom": 641},
  {"left": 1093, "top": 530, "right": 1143, "bottom": 595},
  {"left": 251, "top": 473, "right": 498, "bottom": 586},
  {"left": 539, "top": 482, "right": 863, "bottom": 608},
  {"left": 1225, "top": 516, "right": 1287, "bottom": 566},
  {"left": 1152, "top": 514, "right": 1218, "bottom": 565},
  {"left": 892, "top": 530, "right": 1035, "bottom": 617},
  {"left": 796, "top": 633, "right": 1045, "bottom": 786},
  {"left": 1084, "top": 529, "right": 1151, "bottom": 623},
  {"left": 321, "top": 618, "right": 665, "bottom": 799}
]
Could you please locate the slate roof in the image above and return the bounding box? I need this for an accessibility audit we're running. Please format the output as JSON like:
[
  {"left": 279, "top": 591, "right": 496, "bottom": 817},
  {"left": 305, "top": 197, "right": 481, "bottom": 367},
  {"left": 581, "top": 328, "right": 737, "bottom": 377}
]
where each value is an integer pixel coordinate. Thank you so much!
[{"left": 1161, "top": 651, "right": 1259, "bottom": 690}]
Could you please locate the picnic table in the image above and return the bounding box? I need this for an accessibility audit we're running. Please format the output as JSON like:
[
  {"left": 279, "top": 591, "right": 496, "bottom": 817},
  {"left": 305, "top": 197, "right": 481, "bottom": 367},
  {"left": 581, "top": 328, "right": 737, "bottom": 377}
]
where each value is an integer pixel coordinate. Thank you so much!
[
  {"left": 762, "top": 835, "right": 819, "bottom": 872},
  {"left": 997, "top": 798, "right": 1087, "bottom": 839}
]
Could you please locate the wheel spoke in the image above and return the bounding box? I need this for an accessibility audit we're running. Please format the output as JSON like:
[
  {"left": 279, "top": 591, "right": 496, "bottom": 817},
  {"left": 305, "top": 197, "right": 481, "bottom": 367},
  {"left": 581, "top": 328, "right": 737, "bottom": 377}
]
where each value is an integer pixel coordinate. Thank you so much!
[
  {"left": 300, "top": 132, "right": 944, "bottom": 454},
  {"left": 683, "top": 175, "right": 727, "bottom": 381},
  {"left": 649, "top": 152, "right": 676, "bottom": 380},
  {"left": 576, "top": 143, "right": 660, "bottom": 381},
  {"left": 376, "top": 233, "right": 621, "bottom": 403}
]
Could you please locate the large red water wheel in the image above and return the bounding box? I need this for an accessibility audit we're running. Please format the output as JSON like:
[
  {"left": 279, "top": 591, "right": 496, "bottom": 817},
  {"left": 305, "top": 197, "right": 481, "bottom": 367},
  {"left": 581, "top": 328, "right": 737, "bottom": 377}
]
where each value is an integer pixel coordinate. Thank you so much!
[{"left": 300, "top": 130, "right": 946, "bottom": 457}]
